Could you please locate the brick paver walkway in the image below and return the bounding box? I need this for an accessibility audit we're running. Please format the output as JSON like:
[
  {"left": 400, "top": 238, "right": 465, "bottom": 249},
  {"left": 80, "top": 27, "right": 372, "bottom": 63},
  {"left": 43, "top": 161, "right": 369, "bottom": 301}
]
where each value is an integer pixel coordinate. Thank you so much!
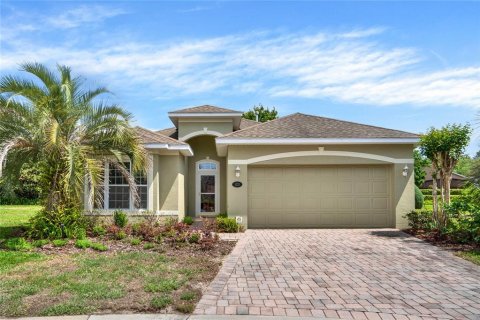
[{"left": 195, "top": 229, "right": 480, "bottom": 319}]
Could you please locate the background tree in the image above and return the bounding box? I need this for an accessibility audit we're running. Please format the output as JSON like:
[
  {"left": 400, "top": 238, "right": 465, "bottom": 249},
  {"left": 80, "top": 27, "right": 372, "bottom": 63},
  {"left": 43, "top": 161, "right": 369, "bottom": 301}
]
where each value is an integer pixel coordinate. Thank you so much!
[
  {"left": 243, "top": 103, "right": 278, "bottom": 122},
  {"left": 0, "top": 63, "right": 146, "bottom": 212},
  {"left": 454, "top": 154, "right": 474, "bottom": 176},
  {"left": 413, "top": 149, "right": 430, "bottom": 187},
  {"left": 419, "top": 124, "right": 471, "bottom": 226}
]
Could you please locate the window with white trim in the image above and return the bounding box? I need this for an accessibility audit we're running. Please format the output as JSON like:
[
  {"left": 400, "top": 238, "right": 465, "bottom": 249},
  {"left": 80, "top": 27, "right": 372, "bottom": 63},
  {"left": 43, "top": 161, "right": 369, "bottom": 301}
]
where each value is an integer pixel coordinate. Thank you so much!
[{"left": 93, "top": 161, "right": 147, "bottom": 210}]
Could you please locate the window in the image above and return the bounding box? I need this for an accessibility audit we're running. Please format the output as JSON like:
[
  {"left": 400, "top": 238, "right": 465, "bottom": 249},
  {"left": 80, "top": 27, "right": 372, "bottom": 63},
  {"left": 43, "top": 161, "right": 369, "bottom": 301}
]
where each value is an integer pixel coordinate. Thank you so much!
[
  {"left": 198, "top": 162, "right": 217, "bottom": 170},
  {"left": 109, "top": 162, "right": 131, "bottom": 209},
  {"left": 93, "top": 161, "right": 147, "bottom": 210}
]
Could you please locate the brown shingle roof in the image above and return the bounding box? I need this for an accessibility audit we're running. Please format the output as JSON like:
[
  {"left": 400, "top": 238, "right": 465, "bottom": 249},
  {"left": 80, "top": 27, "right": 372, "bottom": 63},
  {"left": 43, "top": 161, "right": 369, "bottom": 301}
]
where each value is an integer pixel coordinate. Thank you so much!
[
  {"left": 135, "top": 126, "right": 187, "bottom": 145},
  {"left": 219, "top": 113, "right": 419, "bottom": 139},
  {"left": 156, "top": 127, "right": 178, "bottom": 139},
  {"left": 239, "top": 118, "right": 259, "bottom": 130},
  {"left": 169, "top": 105, "right": 242, "bottom": 114}
]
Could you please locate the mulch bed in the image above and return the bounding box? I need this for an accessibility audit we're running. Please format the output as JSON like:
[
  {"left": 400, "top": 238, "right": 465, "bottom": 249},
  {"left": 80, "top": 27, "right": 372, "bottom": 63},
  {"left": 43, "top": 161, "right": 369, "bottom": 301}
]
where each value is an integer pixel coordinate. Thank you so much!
[{"left": 404, "top": 228, "right": 479, "bottom": 252}]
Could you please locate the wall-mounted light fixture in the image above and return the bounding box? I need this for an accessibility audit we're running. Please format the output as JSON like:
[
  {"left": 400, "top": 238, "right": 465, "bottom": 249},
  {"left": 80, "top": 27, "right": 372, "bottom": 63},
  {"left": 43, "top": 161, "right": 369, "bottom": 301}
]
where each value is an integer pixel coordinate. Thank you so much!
[
  {"left": 235, "top": 165, "right": 241, "bottom": 178},
  {"left": 402, "top": 165, "right": 409, "bottom": 177}
]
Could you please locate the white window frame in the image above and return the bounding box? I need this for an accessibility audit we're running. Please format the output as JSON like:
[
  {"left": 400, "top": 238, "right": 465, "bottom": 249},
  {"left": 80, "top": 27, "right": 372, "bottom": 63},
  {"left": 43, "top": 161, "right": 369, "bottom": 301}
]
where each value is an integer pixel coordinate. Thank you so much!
[
  {"left": 195, "top": 159, "right": 220, "bottom": 215},
  {"left": 94, "top": 160, "right": 148, "bottom": 211}
]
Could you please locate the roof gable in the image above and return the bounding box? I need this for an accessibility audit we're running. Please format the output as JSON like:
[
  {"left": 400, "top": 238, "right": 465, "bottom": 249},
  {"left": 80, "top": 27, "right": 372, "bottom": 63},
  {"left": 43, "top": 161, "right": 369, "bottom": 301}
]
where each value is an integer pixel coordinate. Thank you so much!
[
  {"left": 169, "top": 105, "right": 242, "bottom": 114},
  {"left": 135, "top": 126, "right": 187, "bottom": 146}
]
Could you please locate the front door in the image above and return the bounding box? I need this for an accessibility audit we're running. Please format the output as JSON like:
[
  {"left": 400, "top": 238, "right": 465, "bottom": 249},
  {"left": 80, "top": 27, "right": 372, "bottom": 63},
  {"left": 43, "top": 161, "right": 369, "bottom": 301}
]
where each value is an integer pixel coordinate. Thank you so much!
[{"left": 196, "top": 160, "right": 219, "bottom": 215}]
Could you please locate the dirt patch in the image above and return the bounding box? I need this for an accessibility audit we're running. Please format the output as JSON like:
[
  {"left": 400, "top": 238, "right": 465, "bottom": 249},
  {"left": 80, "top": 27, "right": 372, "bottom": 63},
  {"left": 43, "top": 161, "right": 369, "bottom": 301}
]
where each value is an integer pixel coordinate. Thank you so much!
[{"left": 404, "top": 229, "right": 480, "bottom": 252}]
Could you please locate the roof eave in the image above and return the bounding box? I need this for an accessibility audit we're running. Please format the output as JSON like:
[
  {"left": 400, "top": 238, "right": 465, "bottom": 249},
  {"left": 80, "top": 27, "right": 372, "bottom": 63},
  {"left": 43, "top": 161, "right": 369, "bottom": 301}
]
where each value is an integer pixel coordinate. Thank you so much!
[
  {"left": 216, "top": 138, "right": 420, "bottom": 145},
  {"left": 143, "top": 143, "right": 194, "bottom": 156}
]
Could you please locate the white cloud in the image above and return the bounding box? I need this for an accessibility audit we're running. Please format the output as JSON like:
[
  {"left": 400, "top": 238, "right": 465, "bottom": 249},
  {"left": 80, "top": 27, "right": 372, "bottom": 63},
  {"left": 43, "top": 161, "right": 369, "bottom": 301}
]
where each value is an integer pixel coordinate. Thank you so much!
[
  {"left": 1, "top": 27, "right": 479, "bottom": 108},
  {"left": 46, "top": 5, "right": 127, "bottom": 29}
]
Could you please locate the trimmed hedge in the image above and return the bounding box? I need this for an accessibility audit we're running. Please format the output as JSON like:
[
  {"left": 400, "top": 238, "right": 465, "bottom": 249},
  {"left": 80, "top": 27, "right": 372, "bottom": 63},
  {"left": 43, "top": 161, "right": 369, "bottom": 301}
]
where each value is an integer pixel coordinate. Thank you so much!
[
  {"left": 424, "top": 194, "right": 460, "bottom": 201},
  {"left": 421, "top": 188, "right": 463, "bottom": 196},
  {"left": 414, "top": 186, "right": 424, "bottom": 209}
]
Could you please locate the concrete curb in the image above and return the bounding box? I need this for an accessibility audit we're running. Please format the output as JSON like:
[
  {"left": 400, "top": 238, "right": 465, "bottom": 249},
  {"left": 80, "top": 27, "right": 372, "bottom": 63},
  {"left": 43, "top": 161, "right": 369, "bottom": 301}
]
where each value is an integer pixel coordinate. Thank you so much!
[{"left": 2, "top": 314, "right": 339, "bottom": 320}]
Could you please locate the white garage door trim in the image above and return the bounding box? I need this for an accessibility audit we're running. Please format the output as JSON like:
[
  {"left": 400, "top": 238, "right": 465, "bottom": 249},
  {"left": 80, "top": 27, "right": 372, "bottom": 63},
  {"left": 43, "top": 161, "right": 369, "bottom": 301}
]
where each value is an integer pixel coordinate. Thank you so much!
[{"left": 229, "top": 150, "right": 413, "bottom": 165}]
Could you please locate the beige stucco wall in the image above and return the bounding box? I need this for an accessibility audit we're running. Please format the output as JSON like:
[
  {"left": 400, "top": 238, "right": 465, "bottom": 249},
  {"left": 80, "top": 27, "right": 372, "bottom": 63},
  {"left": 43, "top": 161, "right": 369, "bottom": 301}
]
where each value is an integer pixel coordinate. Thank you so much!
[
  {"left": 178, "top": 120, "right": 233, "bottom": 141},
  {"left": 156, "top": 154, "right": 186, "bottom": 219},
  {"left": 225, "top": 144, "right": 415, "bottom": 229},
  {"left": 186, "top": 135, "right": 227, "bottom": 216}
]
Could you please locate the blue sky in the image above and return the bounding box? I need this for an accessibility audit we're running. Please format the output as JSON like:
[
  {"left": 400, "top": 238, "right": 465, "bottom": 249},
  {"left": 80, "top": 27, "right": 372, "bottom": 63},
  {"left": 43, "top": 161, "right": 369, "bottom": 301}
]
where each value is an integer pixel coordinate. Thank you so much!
[{"left": 1, "top": 1, "right": 479, "bottom": 154}]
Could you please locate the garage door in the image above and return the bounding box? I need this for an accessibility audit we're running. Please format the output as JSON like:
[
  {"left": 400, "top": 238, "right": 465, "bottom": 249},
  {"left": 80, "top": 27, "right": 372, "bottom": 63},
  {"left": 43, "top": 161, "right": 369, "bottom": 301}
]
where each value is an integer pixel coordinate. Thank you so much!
[{"left": 248, "top": 166, "right": 392, "bottom": 228}]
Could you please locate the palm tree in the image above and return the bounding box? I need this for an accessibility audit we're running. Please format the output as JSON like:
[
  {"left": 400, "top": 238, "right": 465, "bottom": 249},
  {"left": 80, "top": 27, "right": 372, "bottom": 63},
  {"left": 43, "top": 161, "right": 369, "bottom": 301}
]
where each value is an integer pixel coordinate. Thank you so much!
[{"left": 0, "top": 62, "right": 146, "bottom": 211}]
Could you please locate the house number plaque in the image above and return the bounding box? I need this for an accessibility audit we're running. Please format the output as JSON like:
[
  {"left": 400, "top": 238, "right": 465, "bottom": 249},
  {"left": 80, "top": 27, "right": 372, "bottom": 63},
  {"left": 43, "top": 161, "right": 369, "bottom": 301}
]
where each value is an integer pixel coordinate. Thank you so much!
[{"left": 232, "top": 181, "right": 243, "bottom": 188}]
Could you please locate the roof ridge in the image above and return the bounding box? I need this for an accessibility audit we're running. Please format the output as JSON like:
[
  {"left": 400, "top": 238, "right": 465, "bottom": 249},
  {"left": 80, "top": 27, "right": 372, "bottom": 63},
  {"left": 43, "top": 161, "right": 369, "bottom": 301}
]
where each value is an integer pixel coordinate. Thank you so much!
[
  {"left": 169, "top": 104, "right": 242, "bottom": 114},
  {"left": 294, "top": 112, "right": 418, "bottom": 136},
  {"left": 135, "top": 126, "right": 187, "bottom": 145}
]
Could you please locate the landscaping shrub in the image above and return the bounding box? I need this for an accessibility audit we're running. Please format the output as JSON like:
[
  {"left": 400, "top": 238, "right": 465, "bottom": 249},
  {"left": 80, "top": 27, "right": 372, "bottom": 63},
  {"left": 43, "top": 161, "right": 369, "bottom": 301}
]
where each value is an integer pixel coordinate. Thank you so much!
[
  {"left": 130, "top": 238, "right": 141, "bottom": 245},
  {"left": 32, "top": 239, "right": 49, "bottom": 248},
  {"left": 52, "top": 239, "right": 68, "bottom": 247},
  {"left": 405, "top": 210, "right": 435, "bottom": 231},
  {"left": 175, "top": 302, "right": 195, "bottom": 313},
  {"left": 182, "top": 216, "right": 194, "bottom": 225},
  {"left": 113, "top": 210, "right": 128, "bottom": 228},
  {"left": 74, "top": 227, "right": 87, "bottom": 240},
  {"left": 90, "top": 242, "right": 108, "bottom": 251},
  {"left": 217, "top": 212, "right": 228, "bottom": 218},
  {"left": 188, "top": 232, "right": 201, "bottom": 244},
  {"left": 180, "top": 291, "right": 196, "bottom": 301},
  {"left": 115, "top": 230, "right": 127, "bottom": 240},
  {"left": 28, "top": 207, "right": 87, "bottom": 239},
  {"left": 151, "top": 295, "right": 172, "bottom": 309},
  {"left": 92, "top": 225, "right": 106, "bottom": 237},
  {"left": 143, "top": 242, "right": 155, "bottom": 250},
  {"left": 415, "top": 185, "right": 424, "bottom": 209},
  {"left": 199, "top": 234, "right": 217, "bottom": 250},
  {"left": 75, "top": 239, "right": 92, "bottom": 249},
  {"left": 215, "top": 216, "right": 239, "bottom": 233},
  {"left": 3, "top": 237, "right": 32, "bottom": 251}
]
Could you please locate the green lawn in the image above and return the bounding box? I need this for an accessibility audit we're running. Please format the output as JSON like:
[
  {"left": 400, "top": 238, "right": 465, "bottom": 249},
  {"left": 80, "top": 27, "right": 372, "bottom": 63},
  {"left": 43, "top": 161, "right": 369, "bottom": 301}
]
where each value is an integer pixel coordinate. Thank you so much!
[
  {"left": 456, "top": 251, "right": 480, "bottom": 266},
  {"left": 0, "top": 205, "right": 41, "bottom": 238}
]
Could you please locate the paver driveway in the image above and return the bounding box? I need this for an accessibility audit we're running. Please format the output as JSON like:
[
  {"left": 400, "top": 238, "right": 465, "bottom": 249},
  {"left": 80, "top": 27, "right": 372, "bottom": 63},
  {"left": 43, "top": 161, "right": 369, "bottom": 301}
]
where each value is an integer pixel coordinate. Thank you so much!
[{"left": 195, "top": 229, "right": 480, "bottom": 319}]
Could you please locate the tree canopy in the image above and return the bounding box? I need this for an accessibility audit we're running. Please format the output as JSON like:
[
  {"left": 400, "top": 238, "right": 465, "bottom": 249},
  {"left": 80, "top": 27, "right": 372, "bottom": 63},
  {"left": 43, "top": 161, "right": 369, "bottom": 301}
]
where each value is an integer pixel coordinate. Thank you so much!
[
  {"left": 0, "top": 62, "right": 146, "bottom": 211},
  {"left": 243, "top": 104, "right": 278, "bottom": 122}
]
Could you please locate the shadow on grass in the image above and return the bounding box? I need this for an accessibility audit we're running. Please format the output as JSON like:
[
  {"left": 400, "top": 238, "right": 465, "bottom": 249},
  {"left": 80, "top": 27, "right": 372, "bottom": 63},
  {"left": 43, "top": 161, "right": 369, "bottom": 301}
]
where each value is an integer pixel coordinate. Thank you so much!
[{"left": 0, "top": 226, "right": 28, "bottom": 240}]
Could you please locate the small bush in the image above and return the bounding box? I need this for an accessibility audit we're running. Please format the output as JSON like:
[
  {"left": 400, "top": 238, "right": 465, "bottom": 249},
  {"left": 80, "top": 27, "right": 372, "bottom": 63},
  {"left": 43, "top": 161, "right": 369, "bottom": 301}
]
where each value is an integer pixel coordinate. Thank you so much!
[
  {"left": 92, "top": 225, "right": 106, "bottom": 237},
  {"left": 175, "top": 302, "right": 195, "bottom": 313},
  {"left": 115, "top": 230, "right": 127, "bottom": 240},
  {"left": 74, "top": 227, "right": 87, "bottom": 240},
  {"left": 52, "top": 239, "right": 68, "bottom": 247},
  {"left": 90, "top": 242, "right": 108, "bottom": 251},
  {"left": 405, "top": 210, "right": 435, "bottom": 231},
  {"left": 180, "top": 291, "right": 196, "bottom": 301},
  {"left": 188, "top": 232, "right": 201, "bottom": 244},
  {"left": 199, "top": 235, "right": 217, "bottom": 250},
  {"left": 113, "top": 210, "right": 128, "bottom": 228},
  {"left": 130, "top": 238, "right": 141, "bottom": 245},
  {"left": 151, "top": 295, "right": 172, "bottom": 309},
  {"left": 164, "top": 217, "right": 177, "bottom": 228},
  {"left": 3, "top": 237, "right": 32, "bottom": 251},
  {"left": 29, "top": 207, "right": 87, "bottom": 239},
  {"left": 217, "top": 212, "right": 228, "bottom": 218},
  {"left": 32, "top": 239, "right": 49, "bottom": 248},
  {"left": 216, "top": 217, "right": 239, "bottom": 233},
  {"left": 415, "top": 185, "right": 424, "bottom": 209},
  {"left": 182, "top": 216, "right": 194, "bottom": 225},
  {"left": 75, "top": 239, "right": 92, "bottom": 249},
  {"left": 143, "top": 242, "right": 155, "bottom": 250}
]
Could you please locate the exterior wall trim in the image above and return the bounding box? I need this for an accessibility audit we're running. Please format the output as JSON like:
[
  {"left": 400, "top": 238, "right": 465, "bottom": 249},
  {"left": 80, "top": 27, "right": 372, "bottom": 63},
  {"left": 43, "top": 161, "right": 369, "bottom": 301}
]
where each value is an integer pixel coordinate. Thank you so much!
[
  {"left": 143, "top": 144, "right": 194, "bottom": 156},
  {"left": 217, "top": 138, "right": 419, "bottom": 145},
  {"left": 180, "top": 130, "right": 224, "bottom": 142},
  {"left": 228, "top": 150, "right": 414, "bottom": 165}
]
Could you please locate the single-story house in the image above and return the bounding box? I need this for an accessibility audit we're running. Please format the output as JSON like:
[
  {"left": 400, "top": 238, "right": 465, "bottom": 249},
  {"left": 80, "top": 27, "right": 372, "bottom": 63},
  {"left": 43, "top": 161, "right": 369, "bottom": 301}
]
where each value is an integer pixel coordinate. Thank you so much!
[
  {"left": 84, "top": 105, "right": 419, "bottom": 229},
  {"left": 422, "top": 167, "right": 468, "bottom": 189}
]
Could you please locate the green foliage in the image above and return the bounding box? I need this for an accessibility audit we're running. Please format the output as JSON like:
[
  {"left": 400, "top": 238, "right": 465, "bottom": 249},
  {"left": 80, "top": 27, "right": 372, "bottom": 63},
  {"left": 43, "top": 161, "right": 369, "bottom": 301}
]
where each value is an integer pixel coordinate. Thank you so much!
[
  {"left": 113, "top": 210, "right": 128, "bottom": 228},
  {"left": 216, "top": 216, "right": 239, "bottom": 233},
  {"left": 455, "top": 155, "right": 474, "bottom": 176},
  {"left": 32, "top": 239, "right": 49, "bottom": 247},
  {"left": 182, "top": 216, "right": 194, "bottom": 225},
  {"left": 52, "top": 239, "right": 68, "bottom": 247},
  {"left": 180, "top": 291, "right": 196, "bottom": 301},
  {"left": 175, "top": 301, "right": 195, "bottom": 313},
  {"left": 145, "top": 278, "right": 182, "bottom": 293},
  {"left": 414, "top": 185, "right": 424, "bottom": 209},
  {"left": 0, "top": 62, "right": 146, "bottom": 212},
  {"left": 216, "top": 212, "right": 228, "bottom": 218},
  {"left": 115, "top": 230, "right": 127, "bottom": 240},
  {"left": 130, "top": 237, "right": 141, "bottom": 245},
  {"left": 2, "top": 237, "right": 33, "bottom": 251},
  {"left": 470, "top": 157, "right": 480, "bottom": 184},
  {"left": 0, "top": 162, "right": 41, "bottom": 205},
  {"left": 413, "top": 150, "right": 430, "bottom": 187},
  {"left": 151, "top": 295, "right": 172, "bottom": 309},
  {"left": 143, "top": 242, "right": 155, "bottom": 250},
  {"left": 92, "top": 225, "right": 106, "bottom": 237},
  {"left": 75, "top": 239, "right": 92, "bottom": 249},
  {"left": 28, "top": 207, "right": 87, "bottom": 239},
  {"left": 188, "top": 232, "right": 201, "bottom": 244},
  {"left": 0, "top": 251, "right": 43, "bottom": 272},
  {"left": 420, "top": 124, "right": 472, "bottom": 162},
  {"left": 405, "top": 210, "right": 435, "bottom": 231},
  {"left": 90, "top": 242, "right": 108, "bottom": 251},
  {"left": 242, "top": 103, "right": 279, "bottom": 122}
]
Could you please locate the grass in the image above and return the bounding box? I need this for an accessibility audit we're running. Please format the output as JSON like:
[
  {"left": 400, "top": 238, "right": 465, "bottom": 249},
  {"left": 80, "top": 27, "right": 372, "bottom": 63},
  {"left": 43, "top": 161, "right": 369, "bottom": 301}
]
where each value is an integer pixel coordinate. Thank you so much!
[
  {"left": 456, "top": 250, "right": 480, "bottom": 265},
  {"left": 0, "top": 251, "right": 219, "bottom": 317},
  {"left": 0, "top": 205, "right": 41, "bottom": 238}
]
